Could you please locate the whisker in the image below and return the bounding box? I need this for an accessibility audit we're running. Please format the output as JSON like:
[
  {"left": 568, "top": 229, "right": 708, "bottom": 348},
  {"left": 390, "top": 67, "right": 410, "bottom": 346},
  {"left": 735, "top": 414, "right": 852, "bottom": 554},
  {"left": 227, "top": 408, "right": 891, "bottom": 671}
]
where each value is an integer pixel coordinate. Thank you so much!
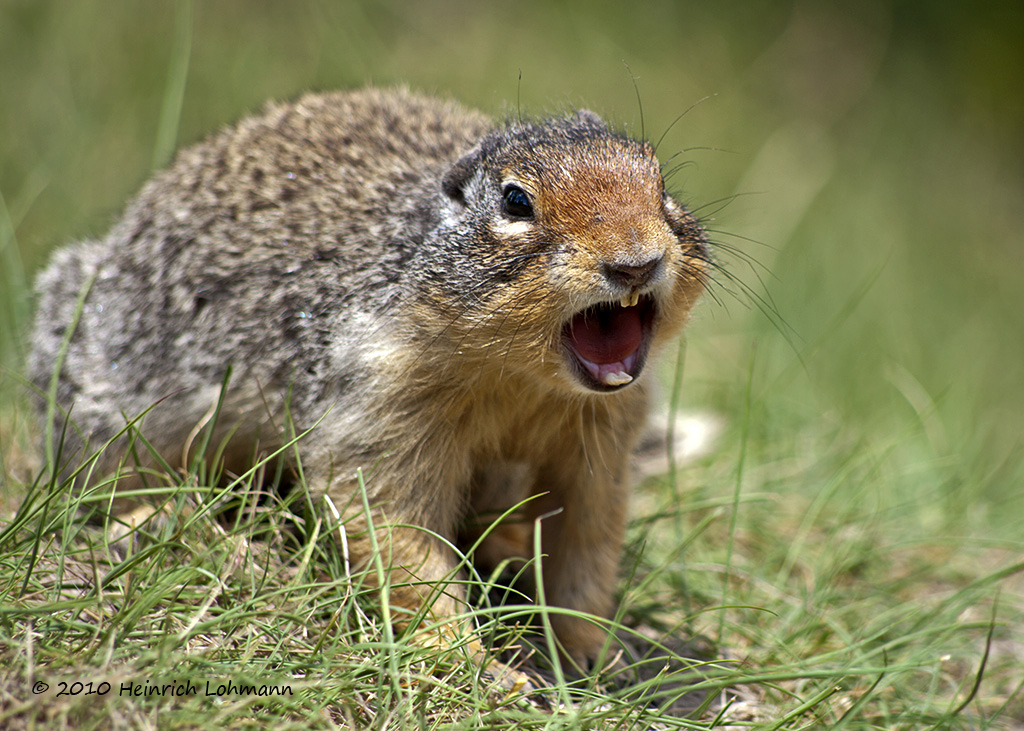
[
  {"left": 698, "top": 252, "right": 802, "bottom": 353},
  {"left": 688, "top": 191, "right": 764, "bottom": 220},
  {"left": 661, "top": 159, "right": 699, "bottom": 184},
  {"left": 653, "top": 95, "right": 715, "bottom": 155}
]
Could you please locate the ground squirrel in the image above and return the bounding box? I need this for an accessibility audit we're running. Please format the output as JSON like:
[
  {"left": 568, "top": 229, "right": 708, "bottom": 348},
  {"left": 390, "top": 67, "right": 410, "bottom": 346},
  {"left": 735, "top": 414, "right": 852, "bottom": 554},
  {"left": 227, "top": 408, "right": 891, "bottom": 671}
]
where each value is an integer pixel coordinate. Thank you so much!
[{"left": 28, "top": 87, "right": 709, "bottom": 670}]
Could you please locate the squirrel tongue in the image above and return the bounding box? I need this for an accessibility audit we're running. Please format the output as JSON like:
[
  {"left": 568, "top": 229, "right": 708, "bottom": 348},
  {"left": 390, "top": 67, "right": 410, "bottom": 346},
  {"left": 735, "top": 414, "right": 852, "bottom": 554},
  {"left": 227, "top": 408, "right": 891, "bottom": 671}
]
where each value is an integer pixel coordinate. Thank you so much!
[{"left": 567, "top": 303, "right": 644, "bottom": 365}]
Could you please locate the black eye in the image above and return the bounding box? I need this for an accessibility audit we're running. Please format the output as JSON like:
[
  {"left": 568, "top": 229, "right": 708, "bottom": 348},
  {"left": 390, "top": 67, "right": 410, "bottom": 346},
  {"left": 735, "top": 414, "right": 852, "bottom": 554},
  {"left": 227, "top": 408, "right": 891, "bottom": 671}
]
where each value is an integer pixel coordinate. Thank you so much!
[{"left": 502, "top": 185, "right": 534, "bottom": 219}]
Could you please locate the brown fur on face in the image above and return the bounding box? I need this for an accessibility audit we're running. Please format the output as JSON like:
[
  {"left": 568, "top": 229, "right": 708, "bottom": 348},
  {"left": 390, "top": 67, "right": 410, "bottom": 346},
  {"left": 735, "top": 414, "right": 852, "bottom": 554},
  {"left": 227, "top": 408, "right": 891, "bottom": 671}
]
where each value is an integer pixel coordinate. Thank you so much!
[{"left": 28, "top": 88, "right": 710, "bottom": 671}]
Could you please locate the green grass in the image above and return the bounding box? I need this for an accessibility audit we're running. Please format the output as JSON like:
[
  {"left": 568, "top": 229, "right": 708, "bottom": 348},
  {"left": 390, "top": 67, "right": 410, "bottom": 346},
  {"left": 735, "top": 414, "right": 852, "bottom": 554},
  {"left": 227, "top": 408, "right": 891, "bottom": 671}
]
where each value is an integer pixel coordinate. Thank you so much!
[{"left": 2, "top": 0, "right": 1023, "bottom": 728}]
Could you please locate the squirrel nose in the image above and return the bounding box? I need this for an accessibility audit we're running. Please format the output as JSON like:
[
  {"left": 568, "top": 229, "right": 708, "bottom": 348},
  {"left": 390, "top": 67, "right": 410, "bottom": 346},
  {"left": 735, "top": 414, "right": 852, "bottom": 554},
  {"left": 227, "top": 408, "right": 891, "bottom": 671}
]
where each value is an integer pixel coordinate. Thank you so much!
[{"left": 601, "top": 255, "right": 663, "bottom": 290}]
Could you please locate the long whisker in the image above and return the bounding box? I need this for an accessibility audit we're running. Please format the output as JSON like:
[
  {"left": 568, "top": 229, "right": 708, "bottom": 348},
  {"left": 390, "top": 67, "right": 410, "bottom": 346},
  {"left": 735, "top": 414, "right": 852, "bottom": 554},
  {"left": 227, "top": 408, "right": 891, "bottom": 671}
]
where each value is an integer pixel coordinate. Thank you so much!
[
  {"left": 688, "top": 191, "right": 764, "bottom": 220},
  {"left": 653, "top": 95, "right": 715, "bottom": 155}
]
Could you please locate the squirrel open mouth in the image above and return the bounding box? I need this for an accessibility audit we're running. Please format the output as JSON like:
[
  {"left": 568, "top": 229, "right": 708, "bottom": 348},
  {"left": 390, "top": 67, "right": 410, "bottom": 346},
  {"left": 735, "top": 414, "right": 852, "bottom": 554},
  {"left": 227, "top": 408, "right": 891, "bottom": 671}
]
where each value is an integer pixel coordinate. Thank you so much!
[{"left": 562, "top": 295, "right": 656, "bottom": 391}]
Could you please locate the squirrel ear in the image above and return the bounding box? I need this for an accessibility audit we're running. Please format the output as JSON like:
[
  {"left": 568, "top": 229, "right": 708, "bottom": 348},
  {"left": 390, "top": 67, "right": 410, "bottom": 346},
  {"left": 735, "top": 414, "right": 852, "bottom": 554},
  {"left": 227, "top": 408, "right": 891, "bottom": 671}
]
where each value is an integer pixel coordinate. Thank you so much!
[
  {"left": 573, "top": 109, "right": 606, "bottom": 128},
  {"left": 441, "top": 146, "right": 482, "bottom": 206}
]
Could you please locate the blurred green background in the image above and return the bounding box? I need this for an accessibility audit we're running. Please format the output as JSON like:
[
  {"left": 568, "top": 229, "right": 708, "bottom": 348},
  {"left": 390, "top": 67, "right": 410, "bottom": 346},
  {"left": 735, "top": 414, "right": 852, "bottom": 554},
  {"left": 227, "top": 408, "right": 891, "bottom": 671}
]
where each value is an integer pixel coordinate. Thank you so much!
[{"left": 1, "top": 0, "right": 1022, "bottom": 536}]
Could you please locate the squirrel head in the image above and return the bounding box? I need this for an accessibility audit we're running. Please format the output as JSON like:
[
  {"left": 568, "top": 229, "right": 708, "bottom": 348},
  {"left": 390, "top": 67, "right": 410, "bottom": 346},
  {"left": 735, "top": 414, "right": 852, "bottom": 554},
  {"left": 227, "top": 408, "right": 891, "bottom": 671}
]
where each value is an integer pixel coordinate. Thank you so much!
[{"left": 417, "top": 110, "right": 709, "bottom": 395}]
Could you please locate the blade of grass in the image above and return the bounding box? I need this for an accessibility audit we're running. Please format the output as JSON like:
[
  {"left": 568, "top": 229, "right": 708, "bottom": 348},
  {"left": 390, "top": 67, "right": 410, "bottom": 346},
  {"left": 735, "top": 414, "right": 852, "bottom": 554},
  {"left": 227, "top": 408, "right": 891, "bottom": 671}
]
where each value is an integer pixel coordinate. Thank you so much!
[
  {"left": 152, "top": 0, "right": 193, "bottom": 171},
  {"left": 719, "top": 341, "right": 755, "bottom": 642}
]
